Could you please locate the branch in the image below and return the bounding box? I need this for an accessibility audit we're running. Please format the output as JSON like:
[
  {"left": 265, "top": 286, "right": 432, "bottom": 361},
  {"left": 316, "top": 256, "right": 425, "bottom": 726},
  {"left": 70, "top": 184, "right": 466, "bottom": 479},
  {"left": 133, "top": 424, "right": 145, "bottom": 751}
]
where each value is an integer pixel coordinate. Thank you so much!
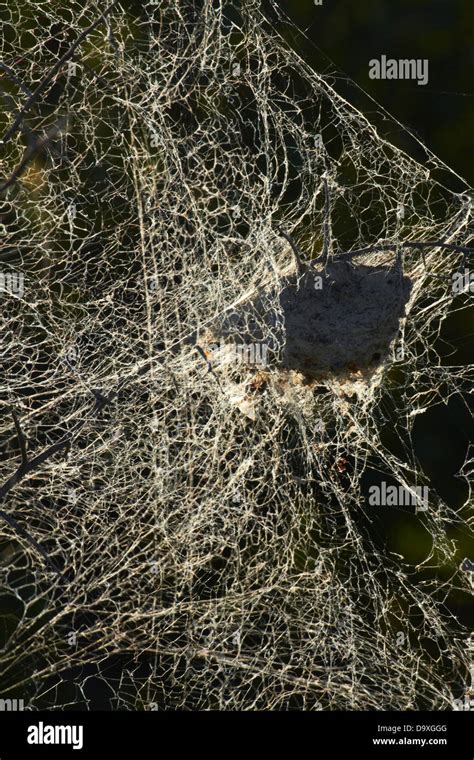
[
  {"left": 0, "top": 62, "right": 34, "bottom": 98},
  {"left": 335, "top": 240, "right": 474, "bottom": 260},
  {"left": 0, "top": 63, "right": 77, "bottom": 175},
  {"left": 321, "top": 175, "right": 331, "bottom": 267},
  {"left": 0, "top": 507, "right": 59, "bottom": 574},
  {"left": 0, "top": 0, "right": 120, "bottom": 147},
  {"left": 0, "top": 383, "right": 117, "bottom": 578},
  {"left": 275, "top": 225, "right": 306, "bottom": 275},
  {"left": 0, "top": 413, "right": 70, "bottom": 574},
  {"left": 11, "top": 408, "right": 27, "bottom": 466},
  {"left": 0, "top": 117, "right": 69, "bottom": 194},
  {"left": 193, "top": 345, "right": 224, "bottom": 392}
]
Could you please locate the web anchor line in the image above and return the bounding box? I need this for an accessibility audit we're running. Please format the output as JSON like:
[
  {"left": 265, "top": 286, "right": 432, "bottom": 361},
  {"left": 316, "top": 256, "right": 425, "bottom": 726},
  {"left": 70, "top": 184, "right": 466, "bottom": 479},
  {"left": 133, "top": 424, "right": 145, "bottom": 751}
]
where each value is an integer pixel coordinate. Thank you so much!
[{"left": 273, "top": 229, "right": 473, "bottom": 281}]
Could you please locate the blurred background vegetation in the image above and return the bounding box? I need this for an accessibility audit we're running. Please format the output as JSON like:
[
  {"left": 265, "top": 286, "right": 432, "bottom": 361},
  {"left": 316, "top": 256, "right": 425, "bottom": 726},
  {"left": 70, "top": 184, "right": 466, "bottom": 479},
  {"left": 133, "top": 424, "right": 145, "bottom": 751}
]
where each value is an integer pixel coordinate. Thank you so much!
[{"left": 268, "top": 0, "right": 474, "bottom": 187}]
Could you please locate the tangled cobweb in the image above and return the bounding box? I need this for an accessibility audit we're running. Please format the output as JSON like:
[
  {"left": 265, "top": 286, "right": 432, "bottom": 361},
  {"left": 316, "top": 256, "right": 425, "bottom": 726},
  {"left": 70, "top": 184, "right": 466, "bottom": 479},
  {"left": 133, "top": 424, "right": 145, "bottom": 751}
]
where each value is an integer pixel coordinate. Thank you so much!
[{"left": 0, "top": 0, "right": 472, "bottom": 710}]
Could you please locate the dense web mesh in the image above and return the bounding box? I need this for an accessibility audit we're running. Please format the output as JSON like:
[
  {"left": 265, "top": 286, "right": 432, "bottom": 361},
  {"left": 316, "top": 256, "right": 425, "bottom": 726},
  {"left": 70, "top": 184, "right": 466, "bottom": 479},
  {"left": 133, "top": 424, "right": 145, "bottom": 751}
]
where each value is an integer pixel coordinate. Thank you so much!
[{"left": 0, "top": 0, "right": 472, "bottom": 710}]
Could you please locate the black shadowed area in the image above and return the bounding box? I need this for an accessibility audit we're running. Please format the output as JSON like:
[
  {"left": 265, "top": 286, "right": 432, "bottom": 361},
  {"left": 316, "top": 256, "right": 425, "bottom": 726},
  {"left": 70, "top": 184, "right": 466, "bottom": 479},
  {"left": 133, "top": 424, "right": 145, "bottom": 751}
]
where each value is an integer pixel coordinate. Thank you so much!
[{"left": 211, "top": 257, "right": 412, "bottom": 378}]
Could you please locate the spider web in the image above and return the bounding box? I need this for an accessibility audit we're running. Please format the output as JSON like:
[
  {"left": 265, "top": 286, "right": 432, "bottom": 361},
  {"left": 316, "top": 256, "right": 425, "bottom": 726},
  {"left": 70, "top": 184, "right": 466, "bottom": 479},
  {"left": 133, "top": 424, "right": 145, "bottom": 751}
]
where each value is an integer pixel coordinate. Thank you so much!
[{"left": 0, "top": 0, "right": 472, "bottom": 710}]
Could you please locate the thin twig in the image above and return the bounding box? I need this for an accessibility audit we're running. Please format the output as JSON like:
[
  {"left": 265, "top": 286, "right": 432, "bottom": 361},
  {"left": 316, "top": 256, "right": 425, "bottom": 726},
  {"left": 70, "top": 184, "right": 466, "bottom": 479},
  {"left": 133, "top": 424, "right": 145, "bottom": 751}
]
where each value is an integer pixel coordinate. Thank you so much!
[
  {"left": 321, "top": 176, "right": 331, "bottom": 267},
  {"left": 10, "top": 409, "right": 27, "bottom": 466},
  {"left": 0, "top": 436, "right": 70, "bottom": 507},
  {"left": 0, "top": 62, "right": 34, "bottom": 98},
  {"left": 0, "top": 0, "right": 120, "bottom": 147},
  {"left": 0, "top": 507, "right": 59, "bottom": 574},
  {"left": 194, "top": 345, "right": 224, "bottom": 393},
  {"left": 335, "top": 240, "right": 474, "bottom": 260},
  {"left": 0, "top": 413, "right": 69, "bottom": 574},
  {"left": 332, "top": 239, "right": 473, "bottom": 282},
  {"left": 0, "top": 116, "right": 69, "bottom": 193},
  {"left": 0, "top": 387, "right": 115, "bottom": 576},
  {"left": 275, "top": 225, "right": 306, "bottom": 275}
]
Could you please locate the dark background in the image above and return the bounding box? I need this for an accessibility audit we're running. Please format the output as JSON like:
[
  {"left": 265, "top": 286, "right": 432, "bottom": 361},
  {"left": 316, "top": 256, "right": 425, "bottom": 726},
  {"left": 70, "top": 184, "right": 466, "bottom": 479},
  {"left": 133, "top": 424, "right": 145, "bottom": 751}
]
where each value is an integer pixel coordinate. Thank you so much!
[
  {"left": 271, "top": 0, "right": 474, "bottom": 187},
  {"left": 269, "top": 0, "right": 474, "bottom": 592}
]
